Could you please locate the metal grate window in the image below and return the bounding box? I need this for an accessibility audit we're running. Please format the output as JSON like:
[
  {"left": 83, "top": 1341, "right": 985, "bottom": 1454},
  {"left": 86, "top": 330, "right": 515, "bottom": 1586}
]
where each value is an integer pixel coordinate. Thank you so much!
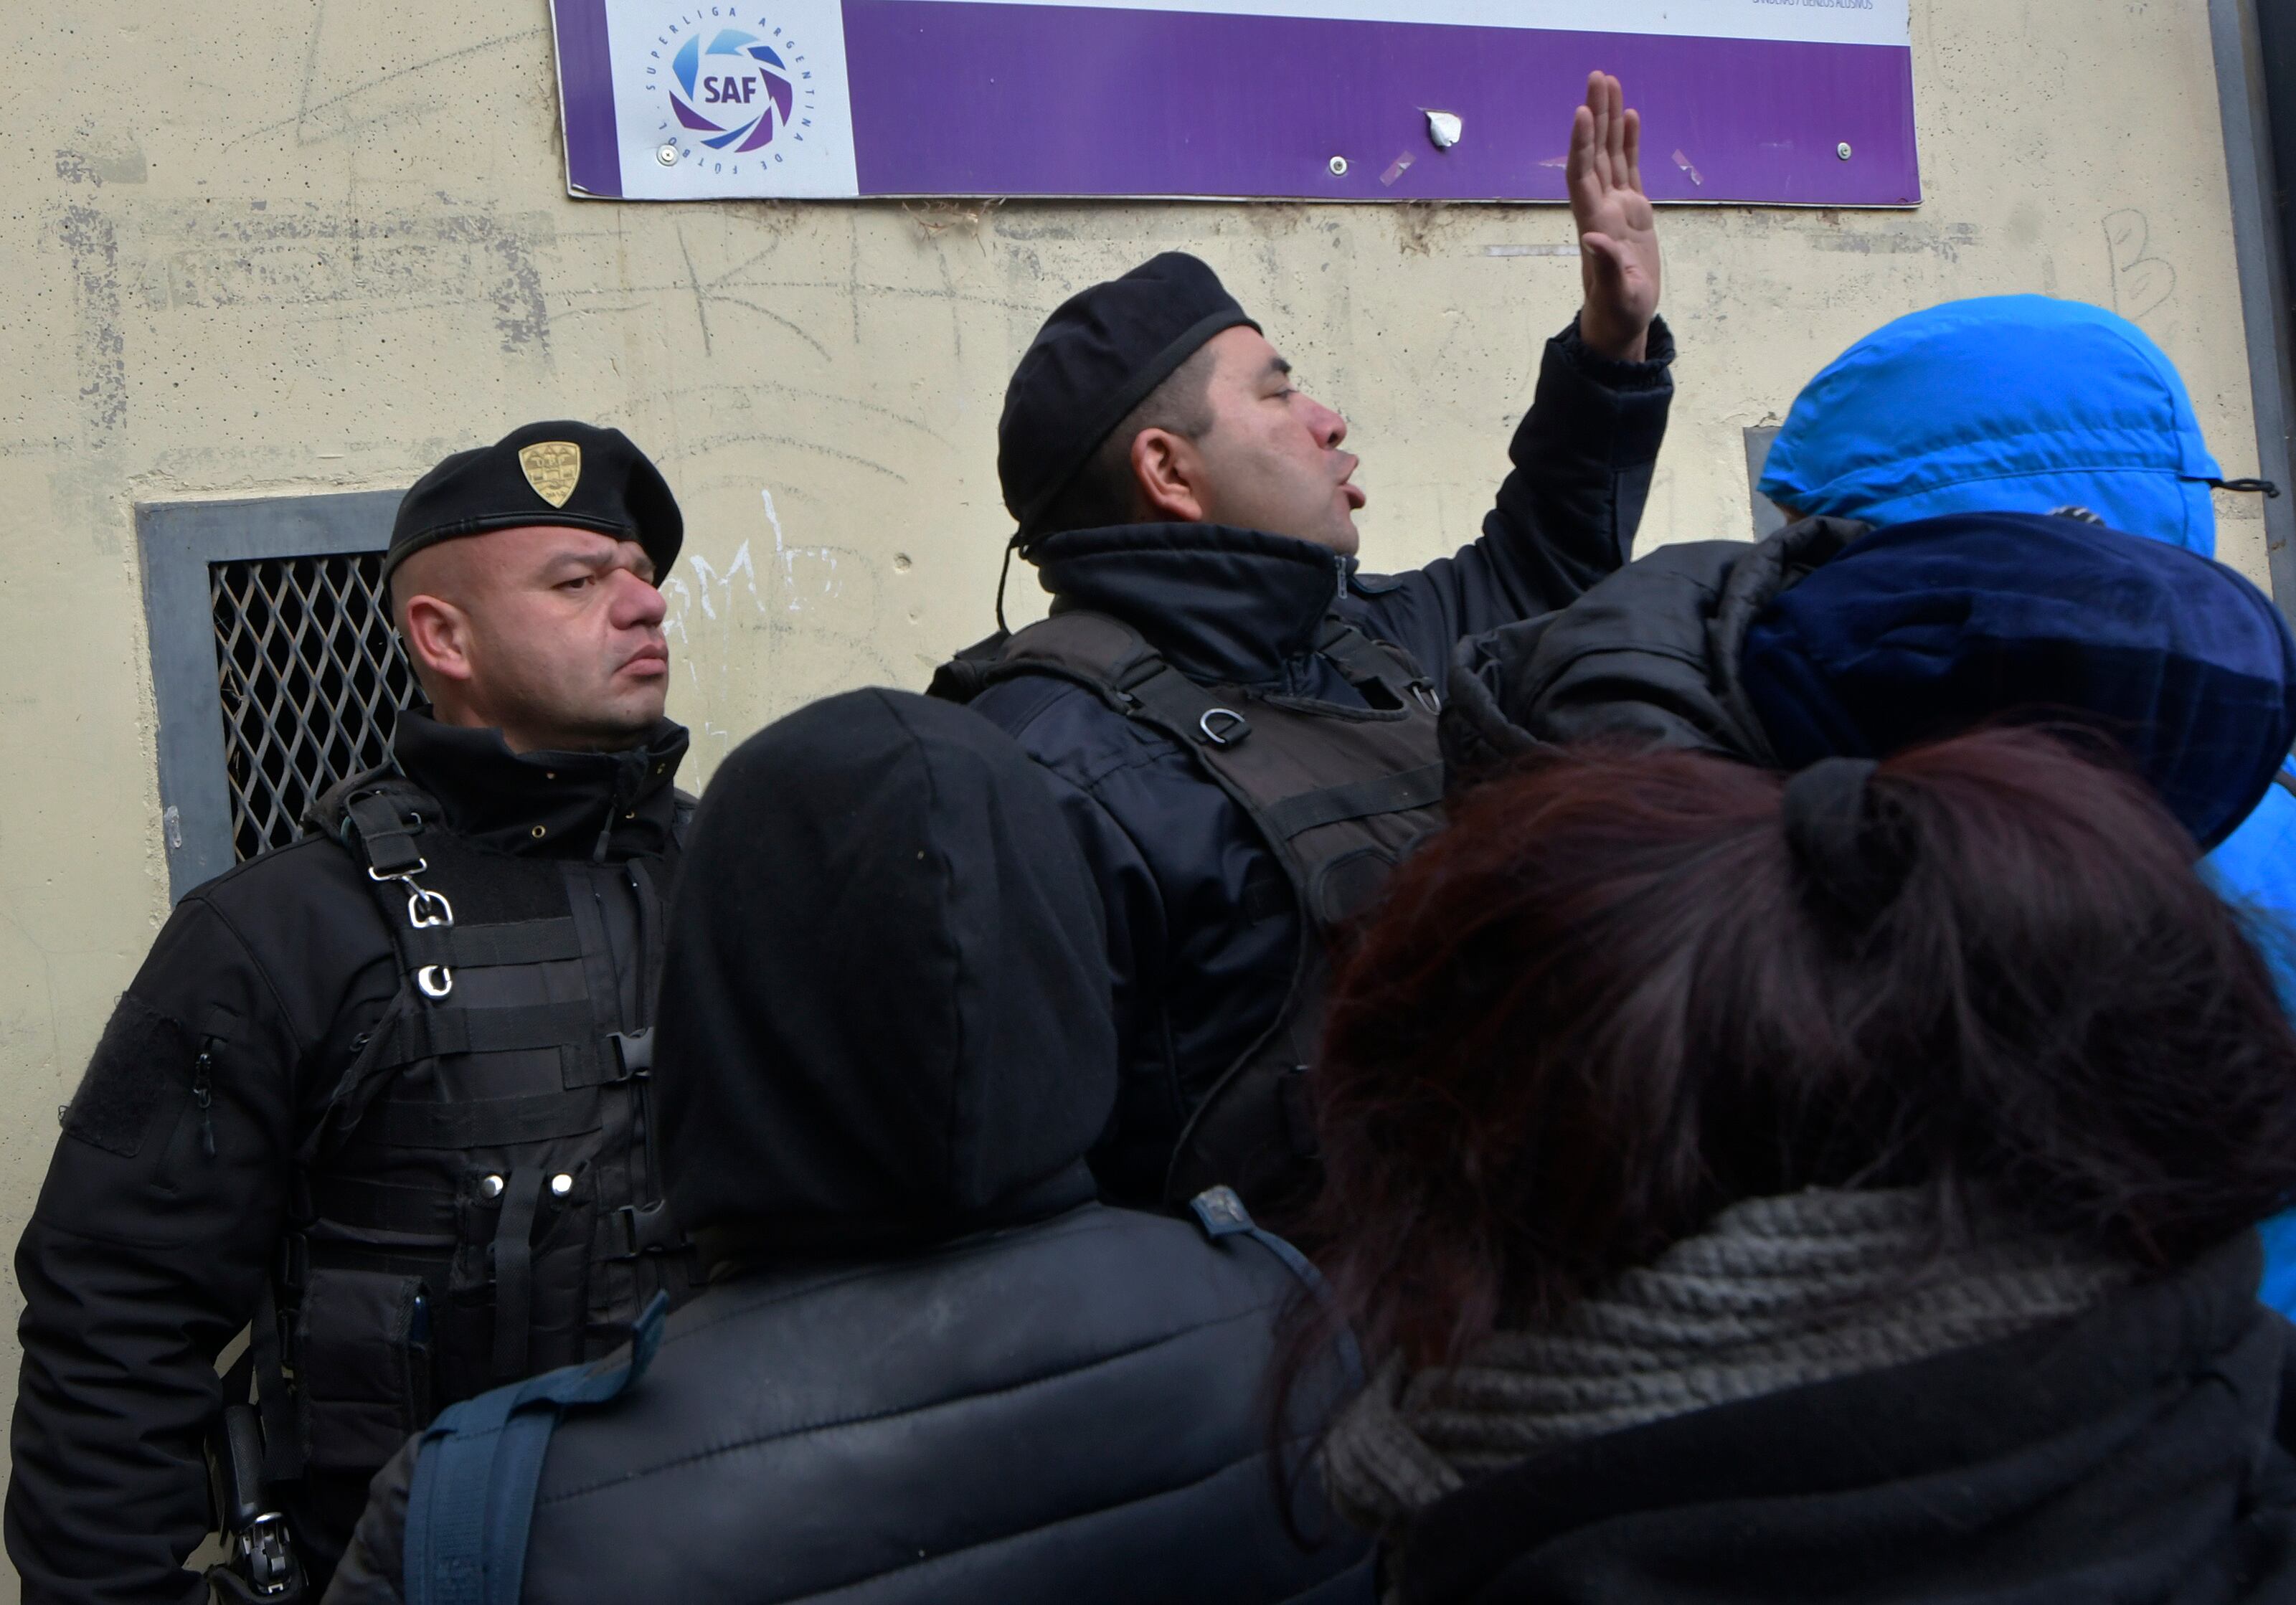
[
  {"left": 142, "top": 490, "right": 403, "bottom": 900},
  {"left": 209, "top": 551, "right": 415, "bottom": 862}
]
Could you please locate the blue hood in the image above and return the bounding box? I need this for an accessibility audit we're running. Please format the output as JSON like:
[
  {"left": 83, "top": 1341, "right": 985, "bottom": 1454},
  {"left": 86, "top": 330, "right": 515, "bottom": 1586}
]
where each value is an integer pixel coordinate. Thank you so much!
[
  {"left": 1758, "top": 296, "right": 2223, "bottom": 556},
  {"left": 1742, "top": 512, "right": 2296, "bottom": 851}
]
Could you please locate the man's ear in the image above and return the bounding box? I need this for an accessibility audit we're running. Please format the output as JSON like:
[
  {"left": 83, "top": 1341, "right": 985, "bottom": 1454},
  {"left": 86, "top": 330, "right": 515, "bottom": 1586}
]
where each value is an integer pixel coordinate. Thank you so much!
[
  {"left": 400, "top": 594, "right": 478, "bottom": 688},
  {"left": 1130, "top": 428, "right": 1208, "bottom": 524}
]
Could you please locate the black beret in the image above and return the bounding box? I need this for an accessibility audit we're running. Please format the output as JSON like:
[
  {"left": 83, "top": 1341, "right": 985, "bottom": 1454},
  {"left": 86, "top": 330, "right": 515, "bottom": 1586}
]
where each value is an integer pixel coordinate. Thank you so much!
[
  {"left": 386, "top": 420, "right": 683, "bottom": 587},
  {"left": 998, "top": 252, "right": 1258, "bottom": 539}
]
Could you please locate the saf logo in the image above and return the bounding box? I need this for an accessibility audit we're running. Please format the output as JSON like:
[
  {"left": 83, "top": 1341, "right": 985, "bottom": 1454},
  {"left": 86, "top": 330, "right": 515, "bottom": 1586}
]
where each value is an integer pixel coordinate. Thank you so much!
[{"left": 664, "top": 24, "right": 796, "bottom": 155}]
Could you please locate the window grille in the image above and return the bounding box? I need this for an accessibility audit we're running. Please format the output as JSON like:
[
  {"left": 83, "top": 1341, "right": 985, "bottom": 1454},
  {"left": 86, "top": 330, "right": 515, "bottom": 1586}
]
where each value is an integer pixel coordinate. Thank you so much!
[
  {"left": 141, "top": 489, "right": 405, "bottom": 901},
  {"left": 209, "top": 551, "right": 415, "bottom": 863}
]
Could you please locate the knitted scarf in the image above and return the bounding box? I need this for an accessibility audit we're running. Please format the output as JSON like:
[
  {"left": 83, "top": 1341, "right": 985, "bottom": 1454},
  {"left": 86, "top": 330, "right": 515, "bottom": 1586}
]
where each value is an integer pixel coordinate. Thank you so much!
[{"left": 1321, "top": 1188, "right": 2136, "bottom": 1540}]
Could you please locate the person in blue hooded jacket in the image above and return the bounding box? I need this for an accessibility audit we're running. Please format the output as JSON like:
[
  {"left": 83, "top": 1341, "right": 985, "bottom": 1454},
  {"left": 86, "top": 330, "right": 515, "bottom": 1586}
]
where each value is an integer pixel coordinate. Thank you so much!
[
  {"left": 1440, "top": 294, "right": 2296, "bottom": 1310},
  {"left": 1753, "top": 296, "right": 2296, "bottom": 996}
]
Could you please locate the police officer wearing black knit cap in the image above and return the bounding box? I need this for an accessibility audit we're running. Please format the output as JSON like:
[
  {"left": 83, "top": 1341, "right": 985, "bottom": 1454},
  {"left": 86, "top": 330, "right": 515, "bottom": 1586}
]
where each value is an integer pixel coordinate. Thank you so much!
[
  {"left": 9, "top": 421, "right": 699, "bottom": 1605},
  {"left": 935, "top": 75, "right": 1673, "bottom": 1212}
]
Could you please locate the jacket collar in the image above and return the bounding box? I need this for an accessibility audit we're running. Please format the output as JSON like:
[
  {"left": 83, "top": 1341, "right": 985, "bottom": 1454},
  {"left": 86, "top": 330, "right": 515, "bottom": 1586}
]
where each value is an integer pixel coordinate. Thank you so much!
[
  {"left": 391, "top": 709, "right": 690, "bottom": 860},
  {"left": 1026, "top": 522, "right": 1348, "bottom": 689}
]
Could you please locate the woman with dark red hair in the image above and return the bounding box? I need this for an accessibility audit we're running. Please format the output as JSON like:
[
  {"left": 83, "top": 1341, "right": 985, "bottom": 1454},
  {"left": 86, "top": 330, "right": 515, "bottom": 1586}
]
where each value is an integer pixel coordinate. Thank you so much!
[{"left": 1300, "top": 730, "right": 2296, "bottom": 1604}]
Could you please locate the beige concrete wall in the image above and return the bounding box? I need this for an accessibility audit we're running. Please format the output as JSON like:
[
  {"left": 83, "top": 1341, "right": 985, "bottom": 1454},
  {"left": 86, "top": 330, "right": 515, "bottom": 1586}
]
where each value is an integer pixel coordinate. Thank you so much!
[{"left": 0, "top": 0, "right": 2268, "bottom": 1589}]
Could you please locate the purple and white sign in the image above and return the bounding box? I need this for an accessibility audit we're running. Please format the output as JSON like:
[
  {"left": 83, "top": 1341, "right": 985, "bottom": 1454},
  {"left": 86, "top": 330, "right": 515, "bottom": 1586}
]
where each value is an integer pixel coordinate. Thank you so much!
[{"left": 550, "top": 0, "right": 1919, "bottom": 204}]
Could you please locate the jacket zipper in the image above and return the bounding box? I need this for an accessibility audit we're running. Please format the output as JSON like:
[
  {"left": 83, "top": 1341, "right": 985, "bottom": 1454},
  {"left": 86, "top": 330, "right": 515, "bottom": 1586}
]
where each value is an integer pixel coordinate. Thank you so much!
[
  {"left": 1281, "top": 554, "right": 1352, "bottom": 696},
  {"left": 191, "top": 1040, "right": 217, "bottom": 1159}
]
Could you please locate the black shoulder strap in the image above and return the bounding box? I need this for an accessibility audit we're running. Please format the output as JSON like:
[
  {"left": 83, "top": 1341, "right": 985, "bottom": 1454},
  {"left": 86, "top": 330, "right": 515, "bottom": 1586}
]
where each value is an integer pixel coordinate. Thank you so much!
[
  {"left": 2275, "top": 757, "right": 2296, "bottom": 801},
  {"left": 949, "top": 610, "right": 1447, "bottom": 852},
  {"left": 305, "top": 777, "right": 597, "bottom": 1158},
  {"left": 1187, "top": 1186, "right": 1364, "bottom": 1392},
  {"left": 925, "top": 629, "right": 1015, "bottom": 705},
  {"left": 1313, "top": 618, "right": 1440, "bottom": 714},
  {"left": 403, "top": 1293, "right": 669, "bottom": 1605},
  {"left": 927, "top": 613, "right": 1172, "bottom": 715},
  {"left": 304, "top": 762, "right": 409, "bottom": 843}
]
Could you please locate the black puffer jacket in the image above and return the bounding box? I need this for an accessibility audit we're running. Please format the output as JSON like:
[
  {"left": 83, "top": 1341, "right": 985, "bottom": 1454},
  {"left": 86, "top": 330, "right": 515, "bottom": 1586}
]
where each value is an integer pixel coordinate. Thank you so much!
[
  {"left": 969, "top": 319, "right": 1675, "bottom": 1202},
  {"left": 1440, "top": 515, "right": 1862, "bottom": 775},
  {"left": 326, "top": 690, "right": 1368, "bottom": 1605},
  {"left": 1397, "top": 1237, "right": 2296, "bottom": 1604},
  {"left": 1440, "top": 508, "right": 2296, "bottom": 852}
]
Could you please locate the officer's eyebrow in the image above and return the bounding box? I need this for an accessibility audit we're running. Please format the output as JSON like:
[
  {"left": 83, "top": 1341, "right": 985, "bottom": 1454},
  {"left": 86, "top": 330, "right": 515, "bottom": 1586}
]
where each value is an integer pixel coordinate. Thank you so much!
[
  {"left": 1264, "top": 356, "right": 1293, "bottom": 388},
  {"left": 537, "top": 539, "right": 623, "bottom": 582}
]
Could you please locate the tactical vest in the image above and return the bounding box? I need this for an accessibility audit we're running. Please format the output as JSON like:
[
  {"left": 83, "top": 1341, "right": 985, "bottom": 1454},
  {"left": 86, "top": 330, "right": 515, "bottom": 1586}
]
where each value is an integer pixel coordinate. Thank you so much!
[
  {"left": 245, "top": 771, "right": 696, "bottom": 1493},
  {"left": 932, "top": 611, "right": 1447, "bottom": 1214}
]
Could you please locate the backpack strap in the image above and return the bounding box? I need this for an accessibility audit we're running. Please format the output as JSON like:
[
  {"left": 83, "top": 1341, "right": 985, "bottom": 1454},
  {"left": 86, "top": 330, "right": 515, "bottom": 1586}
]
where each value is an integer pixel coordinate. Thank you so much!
[
  {"left": 925, "top": 629, "right": 1016, "bottom": 705},
  {"left": 1189, "top": 1185, "right": 1364, "bottom": 1392},
  {"left": 1313, "top": 617, "right": 1441, "bottom": 716},
  {"left": 403, "top": 1292, "right": 671, "bottom": 1605},
  {"left": 928, "top": 615, "right": 1169, "bottom": 715},
  {"left": 303, "top": 761, "right": 402, "bottom": 843}
]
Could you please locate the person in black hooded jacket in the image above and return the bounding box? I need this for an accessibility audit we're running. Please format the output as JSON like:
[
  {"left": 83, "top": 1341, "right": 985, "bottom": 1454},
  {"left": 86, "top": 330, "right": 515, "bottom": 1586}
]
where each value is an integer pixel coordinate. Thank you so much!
[{"left": 323, "top": 688, "right": 1369, "bottom": 1605}]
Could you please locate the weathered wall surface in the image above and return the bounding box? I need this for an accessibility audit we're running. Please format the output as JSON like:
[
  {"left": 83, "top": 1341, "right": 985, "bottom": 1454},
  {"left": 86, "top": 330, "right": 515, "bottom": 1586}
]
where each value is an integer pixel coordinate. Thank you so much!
[{"left": 0, "top": 0, "right": 2268, "bottom": 1589}]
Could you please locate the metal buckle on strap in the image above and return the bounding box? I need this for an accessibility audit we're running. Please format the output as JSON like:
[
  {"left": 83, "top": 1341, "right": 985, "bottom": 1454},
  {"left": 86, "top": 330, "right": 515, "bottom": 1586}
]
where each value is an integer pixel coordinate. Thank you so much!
[
  {"left": 609, "top": 1201, "right": 680, "bottom": 1258},
  {"left": 369, "top": 863, "right": 458, "bottom": 999},
  {"left": 1410, "top": 681, "right": 1441, "bottom": 715},
  {"left": 239, "top": 1511, "right": 298, "bottom": 1596},
  {"left": 610, "top": 1028, "right": 656, "bottom": 1081},
  {"left": 275, "top": 1234, "right": 310, "bottom": 1295},
  {"left": 1199, "top": 708, "right": 1250, "bottom": 747},
  {"left": 405, "top": 884, "right": 453, "bottom": 929}
]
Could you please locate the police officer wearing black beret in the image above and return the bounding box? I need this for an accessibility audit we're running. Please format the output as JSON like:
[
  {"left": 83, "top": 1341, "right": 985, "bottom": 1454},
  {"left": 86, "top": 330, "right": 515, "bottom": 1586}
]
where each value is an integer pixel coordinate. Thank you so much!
[
  {"left": 936, "top": 75, "right": 1673, "bottom": 1212},
  {"left": 9, "top": 422, "right": 700, "bottom": 1604}
]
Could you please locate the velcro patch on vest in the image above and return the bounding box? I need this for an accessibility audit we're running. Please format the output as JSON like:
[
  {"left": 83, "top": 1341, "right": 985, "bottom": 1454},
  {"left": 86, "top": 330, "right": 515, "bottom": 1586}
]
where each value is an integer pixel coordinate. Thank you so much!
[
  {"left": 62, "top": 995, "right": 191, "bottom": 1157},
  {"left": 1240, "top": 863, "right": 1292, "bottom": 924}
]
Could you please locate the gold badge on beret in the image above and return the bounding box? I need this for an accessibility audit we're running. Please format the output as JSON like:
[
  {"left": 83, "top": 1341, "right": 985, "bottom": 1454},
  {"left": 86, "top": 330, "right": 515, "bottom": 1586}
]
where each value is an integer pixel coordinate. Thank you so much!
[{"left": 518, "top": 441, "right": 582, "bottom": 509}]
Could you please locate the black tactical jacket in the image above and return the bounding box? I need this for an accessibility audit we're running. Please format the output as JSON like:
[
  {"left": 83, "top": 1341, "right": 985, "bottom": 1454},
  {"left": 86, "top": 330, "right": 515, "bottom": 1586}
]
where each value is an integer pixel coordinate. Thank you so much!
[
  {"left": 8, "top": 714, "right": 691, "bottom": 1605},
  {"left": 966, "top": 318, "right": 1674, "bottom": 1203}
]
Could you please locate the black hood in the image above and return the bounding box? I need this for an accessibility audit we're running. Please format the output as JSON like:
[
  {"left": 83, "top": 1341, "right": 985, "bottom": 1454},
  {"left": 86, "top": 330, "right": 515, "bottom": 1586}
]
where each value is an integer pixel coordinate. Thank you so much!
[{"left": 657, "top": 688, "right": 1115, "bottom": 1261}]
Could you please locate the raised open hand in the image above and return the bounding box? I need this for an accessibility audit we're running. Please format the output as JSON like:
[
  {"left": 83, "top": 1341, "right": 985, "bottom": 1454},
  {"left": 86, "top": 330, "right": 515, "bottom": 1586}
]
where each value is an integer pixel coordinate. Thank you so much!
[{"left": 1568, "top": 71, "right": 1661, "bottom": 362}]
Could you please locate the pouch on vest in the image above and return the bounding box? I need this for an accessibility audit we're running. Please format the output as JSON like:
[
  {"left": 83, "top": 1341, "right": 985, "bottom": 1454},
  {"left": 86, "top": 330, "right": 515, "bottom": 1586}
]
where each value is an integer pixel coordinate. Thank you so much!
[{"left": 293, "top": 1267, "right": 434, "bottom": 1473}]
